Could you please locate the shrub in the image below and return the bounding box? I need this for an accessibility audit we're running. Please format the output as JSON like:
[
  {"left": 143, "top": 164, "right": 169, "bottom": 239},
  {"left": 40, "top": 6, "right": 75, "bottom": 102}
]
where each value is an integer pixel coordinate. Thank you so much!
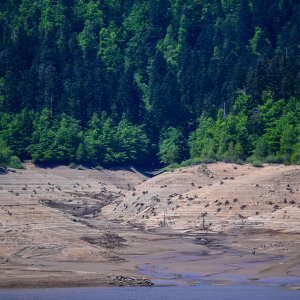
[
  {"left": 252, "top": 160, "right": 263, "bottom": 167},
  {"left": 235, "top": 159, "right": 244, "bottom": 165},
  {"left": 76, "top": 164, "right": 86, "bottom": 170},
  {"left": 253, "top": 137, "right": 268, "bottom": 159},
  {"left": 8, "top": 156, "right": 24, "bottom": 169},
  {"left": 179, "top": 157, "right": 216, "bottom": 168},
  {"left": 69, "top": 162, "right": 77, "bottom": 169},
  {"left": 0, "top": 139, "right": 12, "bottom": 166},
  {"left": 246, "top": 155, "right": 256, "bottom": 164},
  {"left": 159, "top": 127, "right": 187, "bottom": 165},
  {"left": 265, "top": 155, "right": 283, "bottom": 164},
  {"left": 161, "top": 163, "right": 180, "bottom": 172},
  {"left": 200, "top": 157, "right": 217, "bottom": 164},
  {"left": 95, "top": 165, "right": 104, "bottom": 171}
]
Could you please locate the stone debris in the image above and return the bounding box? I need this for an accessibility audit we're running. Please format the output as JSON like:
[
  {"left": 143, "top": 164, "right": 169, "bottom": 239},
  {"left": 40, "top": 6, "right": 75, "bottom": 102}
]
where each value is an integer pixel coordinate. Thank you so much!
[{"left": 107, "top": 275, "right": 153, "bottom": 286}]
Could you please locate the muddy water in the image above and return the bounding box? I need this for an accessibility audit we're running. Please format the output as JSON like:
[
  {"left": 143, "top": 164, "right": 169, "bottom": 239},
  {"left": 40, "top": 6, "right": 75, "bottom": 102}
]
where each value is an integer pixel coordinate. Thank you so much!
[
  {"left": 0, "top": 285, "right": 299, "bottom": 300},
  {"left": 136, "top": 259, "right": 300, "bottom": 287},
  {"left": 126, "top": 237, "right": 299, "bottom": 287}
]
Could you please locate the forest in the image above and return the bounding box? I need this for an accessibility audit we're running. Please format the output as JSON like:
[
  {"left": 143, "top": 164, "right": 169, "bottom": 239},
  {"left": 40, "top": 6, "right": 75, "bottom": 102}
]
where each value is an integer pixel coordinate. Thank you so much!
[{"left": 0, "top": 0, "right": 299, "bottom": 168}]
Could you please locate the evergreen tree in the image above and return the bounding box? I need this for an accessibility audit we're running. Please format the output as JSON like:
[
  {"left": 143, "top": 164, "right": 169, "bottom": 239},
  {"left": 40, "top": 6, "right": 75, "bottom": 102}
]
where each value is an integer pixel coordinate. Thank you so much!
[
  {"left": 159, "top": 127, "right": 187, "bottom": 165},
  {"left": 0, "top": 0, "right": 299, "bottom": 166}
]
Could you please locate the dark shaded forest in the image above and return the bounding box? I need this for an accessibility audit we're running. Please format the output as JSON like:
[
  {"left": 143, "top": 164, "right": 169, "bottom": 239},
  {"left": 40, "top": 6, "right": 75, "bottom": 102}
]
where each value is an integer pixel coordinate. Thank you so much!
[{"left": 0, "top": 0, "right": 299, "bottom": 167}]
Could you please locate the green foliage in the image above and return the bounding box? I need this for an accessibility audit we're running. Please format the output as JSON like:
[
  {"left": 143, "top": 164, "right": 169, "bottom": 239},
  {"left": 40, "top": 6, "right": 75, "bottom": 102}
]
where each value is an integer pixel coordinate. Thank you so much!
[
  {"left": 291, "top": 124, "right": 300, "bottom": 164},
  {"left": 264, "top": 155, "right": 283, "bottom": 164},
  {"left": 189, "top": 104, "right": 250, "bottom": 163},
  {"left": 180, "top": 157, "right": 216, "bottom": 168},
  {"left": 157, "top": 25, "right": 179, "bottom": 67},
  {"left": 123, "top": 1, "right": 149, "bottom": 35},
  {"left": 189, "top": 115, "right": 215, "bottom": 160},
  {"left": 0, "top": 139, "right": 12, "bottom": 166},
  {"left": 253, "top": 137, "right": 268, "bottom": 159},
  {"left": 280, "top": 124, "right": 295, "bottom": 163},
  {"left": 84, "top": 113, "right": 150, "bottom": 165},
  {"left": 8, "top": 156, "right": 24, "bottom": 169},
  {"left": 0, "top": 0, "right": 299, "bottom": 167},
  {"left": 251, "top": 160, "right": 264, "bottom": 168},
  {"left": 189, "top": 91, "right": 299, "bottom": 165},
  {"left": 2, "top": 109, "right": 34, "bottom": 159},
  {"left": 52, "top": 115, "right": 82, "bottom": 163},
  {"left": 112, "top": 117, "right": 150, "bottom": 165},
  {"left": 39, "top": 0, "right": 65, "bottom": 32},
  {"left": 249, "top": 27, "right": 271, "bottom": 56},
  {"left": 76, "top": 0, "right": 104, "bottom": 52},
  {"left": 98, "top": 23, "right": 122, "bottom": 71},
  {"left": 27, "top": 108, "right": 54, "bottom": 163},
  {"left": 76, "top": 143, "right": 88, "bottom": 163},
  {"left": 84, "top": 113, "right": 106, "bottom": 162},
  {"left": 28, "top": 109, "right": 82, "bottom": 164},
  {"left": 159, "top": 127, "right": 187, "bottom": 165}
]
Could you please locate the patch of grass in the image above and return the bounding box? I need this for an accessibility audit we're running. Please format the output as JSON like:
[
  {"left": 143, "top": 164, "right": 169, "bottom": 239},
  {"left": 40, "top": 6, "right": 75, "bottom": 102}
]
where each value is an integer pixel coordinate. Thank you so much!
[
  {"left": 180, "top": 157, "right": 216, "bottom": 167},
  {"left": 200, "top": 157, "right": 217, "bottom": 164},
  {"left": 264, "top": 155, "right": 283, "bottom": 164},
  {"left": 179, "top": 159, "right": 195, "bottom": 167},
  {"left": 246, "top": 155, "right": 256, "bottom": 164},
  {"left": 251, "top": 160, "right": 264, "bottom": 167},
  {"left": 162, "top": 157, "right": 217, "bottom": 172},
  {"left": 160, "top": 163, "right": 180, "bottom": 172},
  {"left": 8, "top": 156, "right": 24, "bottom": 169}
]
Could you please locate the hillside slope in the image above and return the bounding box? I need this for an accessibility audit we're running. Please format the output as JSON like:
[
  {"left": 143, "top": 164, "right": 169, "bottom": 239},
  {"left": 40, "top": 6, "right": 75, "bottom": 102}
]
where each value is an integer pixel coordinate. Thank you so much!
[{"left": 102, "top": 163, "right": 300, "bottom": 234}]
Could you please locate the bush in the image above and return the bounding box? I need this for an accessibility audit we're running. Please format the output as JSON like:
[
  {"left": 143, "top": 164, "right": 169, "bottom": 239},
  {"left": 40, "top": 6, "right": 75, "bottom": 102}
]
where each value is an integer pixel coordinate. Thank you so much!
[
  {"left": 246, "top": 155, "right": 255, "bottom": 163},
  {"left": 69, "top": 162, "right": 77, "bottom": 169},
  {"left": 0, "top": 139, "right": 12, "bottom": 166},
  {"left": 8, "top": 156, "right": 24, "bottom": 169},
  {"left": 200, "top": 157, "right": 217, "bottom": 164},
  {"left": 223, "top": 158, "right": 238, "bottom": 163},
  {"left": 179, "top": 159, "right": 192, "bottom": 167},
  {"left": 264, "top": 155, "right": 283, "bottom": 164},
  {"left": 235, "top": 159, "right": 244, "bottom": 165},
  {"left": 161, "top": 163, "right": 180, "bottom": 172},
  {"left": 179, "top": 157, "right": 216, "bottom": 168},
  {"left": 95, "top": 165, "right": 104, "bottom": 171},
  {"left": 253, "top": 137, "right": 268, "bottom": 159},
  {"left": 252, "top": 160, "right": 264, "bottom": 167},
  {"left": 180, "top": 158, "right": 199, "bottom": 167},
  {"left": 291, "top": 144, "right": 300, "bottom": 164}
]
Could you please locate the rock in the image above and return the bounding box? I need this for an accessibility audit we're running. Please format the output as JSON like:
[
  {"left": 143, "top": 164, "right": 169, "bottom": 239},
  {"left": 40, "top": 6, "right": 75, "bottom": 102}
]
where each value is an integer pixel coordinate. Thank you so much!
[
  {"left": 107, "top": 275, "right": 154, "bottom": 286},
  {"left": 195, "top": 238, "right": 211, "bottom": 245}
]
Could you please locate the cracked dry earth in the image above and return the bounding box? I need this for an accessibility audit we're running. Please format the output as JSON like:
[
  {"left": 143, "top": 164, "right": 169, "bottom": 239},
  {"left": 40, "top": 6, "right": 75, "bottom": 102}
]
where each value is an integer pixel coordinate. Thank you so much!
[{"left": 0, "top": 162, "right": 299, "bottom": 289}]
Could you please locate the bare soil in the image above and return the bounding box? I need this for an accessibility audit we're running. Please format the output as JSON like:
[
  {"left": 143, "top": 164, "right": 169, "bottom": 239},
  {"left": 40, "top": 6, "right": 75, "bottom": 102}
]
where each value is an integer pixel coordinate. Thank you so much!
[{"left": 0, "top": 162, "right": 299, "bottom": 289}]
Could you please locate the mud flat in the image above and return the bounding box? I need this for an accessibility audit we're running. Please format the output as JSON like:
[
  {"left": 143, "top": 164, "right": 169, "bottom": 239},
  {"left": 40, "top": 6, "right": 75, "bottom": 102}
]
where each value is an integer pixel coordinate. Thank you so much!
[{"left": 0, "top": 162, "right": 299, "bottom": 290}]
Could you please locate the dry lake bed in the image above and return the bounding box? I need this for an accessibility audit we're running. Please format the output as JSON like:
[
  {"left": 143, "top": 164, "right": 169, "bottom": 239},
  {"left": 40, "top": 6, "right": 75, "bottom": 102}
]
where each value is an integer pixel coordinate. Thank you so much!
[{"left": 0, "top": 162, "right": 299, "bottom": 298}]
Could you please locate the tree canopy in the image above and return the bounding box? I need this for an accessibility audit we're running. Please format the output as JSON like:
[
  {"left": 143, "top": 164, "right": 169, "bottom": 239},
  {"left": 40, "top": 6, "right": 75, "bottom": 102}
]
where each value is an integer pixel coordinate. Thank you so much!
[{"left": 0, "top": 0, "right": 299, "bottom": 167}]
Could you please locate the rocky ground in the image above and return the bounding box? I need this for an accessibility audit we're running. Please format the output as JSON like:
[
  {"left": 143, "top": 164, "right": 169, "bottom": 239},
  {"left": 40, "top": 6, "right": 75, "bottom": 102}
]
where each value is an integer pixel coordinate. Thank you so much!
[{"left": 0, "top": 162, "right": 299, "bottom": 289}]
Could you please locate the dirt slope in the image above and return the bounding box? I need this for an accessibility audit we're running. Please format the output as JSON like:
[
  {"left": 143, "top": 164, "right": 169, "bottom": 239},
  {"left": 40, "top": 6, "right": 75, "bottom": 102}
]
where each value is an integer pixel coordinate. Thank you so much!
[
  {"left": 102, "top": 163, "right": 300, "bottom": 234},
  {"left": 0, "top": 162, "right": 299, "bottom": 288},
  {"left": 0, "top": 164, "right": 148, "bottom": 287}
]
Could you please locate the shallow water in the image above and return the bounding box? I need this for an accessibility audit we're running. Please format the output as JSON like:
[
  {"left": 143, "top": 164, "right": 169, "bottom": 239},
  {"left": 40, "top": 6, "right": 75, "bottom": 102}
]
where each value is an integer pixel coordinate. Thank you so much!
[{"left": 1, "top": 285, "right": 299, "bottom": 300}]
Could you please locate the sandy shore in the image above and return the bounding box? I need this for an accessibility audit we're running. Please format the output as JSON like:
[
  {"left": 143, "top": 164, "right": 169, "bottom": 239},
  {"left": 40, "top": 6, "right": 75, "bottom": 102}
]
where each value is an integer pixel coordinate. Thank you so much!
[{"left": 0, "top": 162, "right": 299, "bottom": 289}]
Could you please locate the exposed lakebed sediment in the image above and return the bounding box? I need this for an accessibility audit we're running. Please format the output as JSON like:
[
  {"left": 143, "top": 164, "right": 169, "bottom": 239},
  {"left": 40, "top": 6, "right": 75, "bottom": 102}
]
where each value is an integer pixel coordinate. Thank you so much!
[{"left": 0, "top": 162, "right": 299, "bottom": 289}]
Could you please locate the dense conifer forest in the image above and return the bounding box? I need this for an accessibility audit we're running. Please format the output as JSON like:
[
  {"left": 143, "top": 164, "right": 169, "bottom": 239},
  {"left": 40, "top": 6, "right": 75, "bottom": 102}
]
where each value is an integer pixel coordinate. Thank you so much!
[{"left": 0, "top": 0, "right": 299, "bottom": 167}]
